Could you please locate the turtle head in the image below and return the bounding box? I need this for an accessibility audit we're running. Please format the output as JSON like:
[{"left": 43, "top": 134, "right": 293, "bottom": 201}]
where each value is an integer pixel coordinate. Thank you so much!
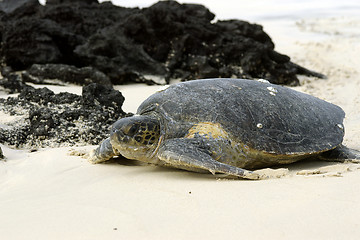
[{"left": 110, "top": 115, "right": 161, "bottom": 161}]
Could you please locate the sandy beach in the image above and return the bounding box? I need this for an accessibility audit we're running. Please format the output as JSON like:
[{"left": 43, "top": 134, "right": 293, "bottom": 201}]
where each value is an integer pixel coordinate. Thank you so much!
[{"left": 1, "top": 1, "right": 360, "bottom": 240}]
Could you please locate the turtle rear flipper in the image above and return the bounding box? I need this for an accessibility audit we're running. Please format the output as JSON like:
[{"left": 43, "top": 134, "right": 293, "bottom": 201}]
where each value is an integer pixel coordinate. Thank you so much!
[
  {"left": 319, "top": 145, "right": 360, "bottom": 163},
  {"left": 89, "top": 138, "right": 116, "bottom": 164},
  {"left": 158, "top": 139, "right": 260, "bottom": 180}
]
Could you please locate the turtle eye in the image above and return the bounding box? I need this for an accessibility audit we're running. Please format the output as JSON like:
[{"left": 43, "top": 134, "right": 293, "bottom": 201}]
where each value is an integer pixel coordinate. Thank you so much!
[{"left": 123, "top": 123, "right": 140, "bottom": 136}]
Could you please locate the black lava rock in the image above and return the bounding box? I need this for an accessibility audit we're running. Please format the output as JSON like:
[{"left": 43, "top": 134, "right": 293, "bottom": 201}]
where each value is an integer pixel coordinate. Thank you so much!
[
  {"left": 0, "top": 0, "right": 324, "bottom": 86},
  {"left": 0, "top": 73, "right": 26, "bottom": 94},
  {"left": 0, "top": 83, "right": 127, "bottom": 147},
  {"left": 82, "top": 83, "right": 125, "bottom": 112},
  {"left": 26, "top": 64, "right": 112, "bottom": 86},
  {"left": 0, "top": 0, "right": 38, "bottom": 14},
  {"left": 0, "top": 146, "right": 4, "bottom": 159}
]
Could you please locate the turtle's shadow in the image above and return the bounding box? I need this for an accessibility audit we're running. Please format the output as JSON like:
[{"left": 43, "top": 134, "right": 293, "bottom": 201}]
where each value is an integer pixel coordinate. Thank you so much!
[
  {"left": 104, "top": 155, "right": 145, "bottom": 166},
  {"left": 275, "top": 159, "right": 337, "bottom": 171},
  {"left": 105, "top": 156, "right": 225, "bottom": 180}
]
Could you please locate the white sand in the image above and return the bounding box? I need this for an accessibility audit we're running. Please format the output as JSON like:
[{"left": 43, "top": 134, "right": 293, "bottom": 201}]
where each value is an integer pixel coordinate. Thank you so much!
[{"left": 1, "top": 15, "right": 360, "bottom": 240}]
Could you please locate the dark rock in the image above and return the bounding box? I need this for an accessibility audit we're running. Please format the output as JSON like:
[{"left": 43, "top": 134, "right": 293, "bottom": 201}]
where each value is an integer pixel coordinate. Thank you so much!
[
  {"left": 82, "top": 83, "right": 125, "bottom": 113},
  {"left": 0, "top": 66, "right": 14, "bottom": 78},
  {"left": 1, "top": 18, "right": 83, "bottom": 70},
  {"left": 29, "top": 108, "right": 59, "bottom": 137},
  {"left": 0, "top": 0, "right": 324, "bottom": 86},
  {"left": 26, "top": 64, "right": 112, "bottom": 86},
  {"left": 0, "top": 73, "right": 27, "bottom": 94},
  {"left": 40, "top": 1, "right": 137, "bottom": 39},
  {"left": 46, "top": 0, "right": 98, "bottom": 5},
  {"left": 18, "top": 85, "right": 56, "bottom": 103},
  {"left": 0, "top": 83, "right": 127, "bottom": 148},
  {"left": 0, "top": 146, "right": 4, "bottom": 159},
  {"left": 0, "top": 0, "right": 39, "bottom": 14},
  {"left": 74, "top": 26, "right": 168, "bottom": 84}
]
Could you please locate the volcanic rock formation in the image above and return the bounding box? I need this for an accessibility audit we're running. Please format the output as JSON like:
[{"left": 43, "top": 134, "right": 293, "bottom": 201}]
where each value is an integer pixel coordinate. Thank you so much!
[{"left": 0, "top": 0, "right": 324, "bottom": 86}]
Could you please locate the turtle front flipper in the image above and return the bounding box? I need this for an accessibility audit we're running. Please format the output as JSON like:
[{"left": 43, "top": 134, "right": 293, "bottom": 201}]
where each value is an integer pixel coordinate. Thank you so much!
[
  {"left": 319, "top": 144, "right": 360, "bottom": 163},
  {"left": 157, "top": 139, "right": 260, "bottom": 180},
  {"left": 89, "top": 138, "right": 116, "bottom": 164}
]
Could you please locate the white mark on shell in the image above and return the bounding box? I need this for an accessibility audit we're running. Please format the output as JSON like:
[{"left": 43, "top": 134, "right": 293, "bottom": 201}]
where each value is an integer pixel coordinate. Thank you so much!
[
  {"left": 267, "top": 86, "right": 278, "bottom": 96},
  {"left": 256, "top": 123, "right": 263, "bottom": 129},
  {"left": 232, "top": 84, "right": 242, "bottom": 90},
  {"left": 257, "top": 79, "right": 270, "bottom": 84},
  {"left": 337, "top": 123, "right": 344, "bottom": 131}
]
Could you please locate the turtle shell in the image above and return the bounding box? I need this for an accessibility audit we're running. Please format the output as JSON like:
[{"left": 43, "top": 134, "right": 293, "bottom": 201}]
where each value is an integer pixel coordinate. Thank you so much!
[{"left": 137, "top": 79, "right": 345, "bottom": 155}]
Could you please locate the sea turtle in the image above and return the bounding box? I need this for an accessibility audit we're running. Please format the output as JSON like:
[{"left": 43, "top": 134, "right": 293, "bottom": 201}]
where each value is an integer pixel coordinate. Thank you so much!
[{"left": 89, "top": 78, "right": 360, "bottom": 179}]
